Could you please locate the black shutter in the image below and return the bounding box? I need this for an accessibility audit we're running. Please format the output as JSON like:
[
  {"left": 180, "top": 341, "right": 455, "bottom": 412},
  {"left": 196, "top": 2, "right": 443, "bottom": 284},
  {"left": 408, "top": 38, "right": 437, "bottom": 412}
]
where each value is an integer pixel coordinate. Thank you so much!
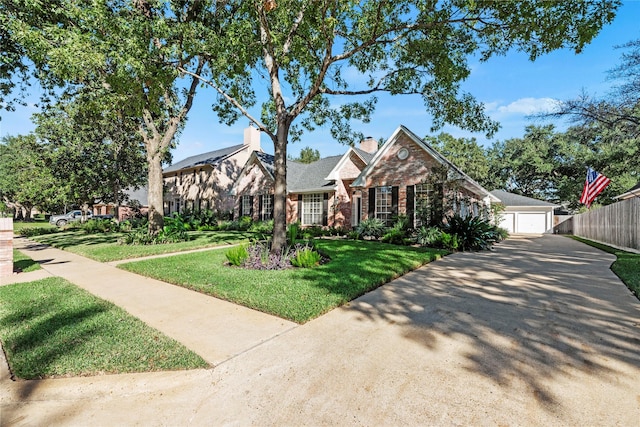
[
  {"left": 297, "top": 194, "right": 303, "bottom": 222},
  {"left": 248, "top": 195, "right": 254, "bottom": 219},
  {"left": 322, "top": 193, "right": 329, "bottom": 226},
  {"left": 238, "top": 196, "right": 243, "bottom": 217},
  {"left": 259, "top": 195, "right": 264, "bottom": 221},
  {"left": 406, "top": 185, "right": 415, "bottom": 228},
  {"left": 391, "top": 186, "right": 399, "bottom": 218},
  {"left": 368, "top": 188, "right": 375, "bottom": 219},
  {"left": 269, "top": 194, "right": 275, "bottom": 220}
]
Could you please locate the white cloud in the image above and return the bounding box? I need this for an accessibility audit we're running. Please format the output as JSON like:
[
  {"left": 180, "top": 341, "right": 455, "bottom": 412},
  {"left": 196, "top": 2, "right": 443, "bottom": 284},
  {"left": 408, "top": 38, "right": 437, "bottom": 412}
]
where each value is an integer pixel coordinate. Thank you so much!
[{"left": 491, "top": 97, "right": 559, "bottom": 116}]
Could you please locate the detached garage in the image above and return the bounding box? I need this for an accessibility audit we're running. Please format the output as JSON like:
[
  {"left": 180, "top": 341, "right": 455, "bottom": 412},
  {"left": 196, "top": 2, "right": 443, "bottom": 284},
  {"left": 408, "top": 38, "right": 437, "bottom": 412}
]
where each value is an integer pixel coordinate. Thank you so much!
[{"left": 491, "top": 190, "right": 558, "bottom": 234}]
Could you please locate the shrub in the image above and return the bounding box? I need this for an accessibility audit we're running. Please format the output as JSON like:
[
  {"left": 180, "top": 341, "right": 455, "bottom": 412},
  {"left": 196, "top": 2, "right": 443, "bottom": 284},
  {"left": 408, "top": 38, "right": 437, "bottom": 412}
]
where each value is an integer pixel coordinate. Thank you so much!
[
  {"left": 415, "top": 226, "right": 443, "bottom": 247},
  {"left": 440, "top": 232, "right": 459, "bottom": 251},
  {"left": 249, "top": 220, "right": 274, "bottom": 239},
  {"left": 17, "top": 227, "right": 58, "bottom": 237},
  {"left": 302, "top": 225, "right": 324, "bottom": 239},
  {"left": 381, "top": 227, "right": 407, "bottom": 245},
  {"left": 225, "top": 245, "right": 249, "bottom": 266},
  {"left": 443, "top": 214, "right": 503, "bottom": 251},
  {"left": 119, "top": 228, "right": 155, "bottom": 245},
  {"left": 236, "top": 216, "right": 253, "bottom": 231},
  {"left": 287, "top": 221, "right": 301, "bottom": 243},
  {"left": 290, "top": 245, "right": 322, "bottom": 268},
  {"left": 244, "top": 242, "right": 293, "bottom": 270},
  {"left": 356, "top": 218, "right": 386, "bottom": 240},
  {"left": 347, "top": 230, "right": 361, "bottom": 240},
  {"left": 82, "top": 218, "right": 118, "bottom": 234}
]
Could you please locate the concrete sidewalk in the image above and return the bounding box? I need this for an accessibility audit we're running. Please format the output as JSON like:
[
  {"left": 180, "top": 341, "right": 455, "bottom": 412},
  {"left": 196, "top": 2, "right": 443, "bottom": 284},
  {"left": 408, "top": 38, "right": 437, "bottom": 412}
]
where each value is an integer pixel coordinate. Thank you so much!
[
  {"left": 3, "top": 237, "right": 297, "bottom": 365},
  {"left": 2, "top": 235, "right": 640, "bottom": 426}
]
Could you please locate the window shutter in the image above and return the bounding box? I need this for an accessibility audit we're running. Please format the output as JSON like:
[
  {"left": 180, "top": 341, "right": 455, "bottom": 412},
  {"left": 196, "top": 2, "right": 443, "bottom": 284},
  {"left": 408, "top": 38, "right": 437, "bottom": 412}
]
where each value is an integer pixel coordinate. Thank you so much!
[
  {"left": 249, "top": 195, "right": 254, "bottom": 218},
  {"left": 259, "top": 195, "right": 264, "bottom": 221},
  {"left": 406, "top": 185, "right": 415, "bottom": 228},
  {"left": 322, "top": 193, "right": 329, "bottom": 226},
  {"left": 368, "top": 188, "right": 375, "bottom": 218},
  {"left": 238, "top": 196, "right": 243, "bottom": 217},
  {"left": 297, "top": 194, "right": 302, "bottom": 222},
  {"left": 270, "top": 194, "right": 275, "bottom": 220},
  {"left": 391, "top": 186, "right": 399, "bottom": 217}
]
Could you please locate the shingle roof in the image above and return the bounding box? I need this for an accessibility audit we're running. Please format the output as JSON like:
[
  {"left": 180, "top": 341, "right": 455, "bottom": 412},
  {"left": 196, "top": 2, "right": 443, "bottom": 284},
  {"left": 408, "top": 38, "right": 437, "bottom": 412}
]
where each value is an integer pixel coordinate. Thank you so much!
[
  {"left": 254, "top": 153, "right": 342, "bottom": 192},
  {"left": 163, "top": 144, "right": 245, "bottom": 173},
  {"left": 352, "top": 147, "right": 375, "bottom": 164},
  {"left": 490, "top": 190, "right": 558, "bottom": 207}
]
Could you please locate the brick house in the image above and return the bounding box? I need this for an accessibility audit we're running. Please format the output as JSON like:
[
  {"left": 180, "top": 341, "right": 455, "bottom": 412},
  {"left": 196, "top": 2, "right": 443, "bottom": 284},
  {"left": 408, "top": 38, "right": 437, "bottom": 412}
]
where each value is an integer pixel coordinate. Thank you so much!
[
  {"left": 232, "top": 125, "right": 497, "bottom": 228},
  {"left": 162, "top": 125, "right": 262, "bottom": 215},
  {"left": 231, "top": 140, "right": 376, "bottom": 228}
]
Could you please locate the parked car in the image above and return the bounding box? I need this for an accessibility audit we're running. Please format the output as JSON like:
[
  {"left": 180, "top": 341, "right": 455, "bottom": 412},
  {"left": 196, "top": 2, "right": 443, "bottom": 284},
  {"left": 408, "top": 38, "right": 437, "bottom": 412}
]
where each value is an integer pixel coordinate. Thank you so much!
[{"left": 49, "top": 210, "right": 113, "bottom": 227}]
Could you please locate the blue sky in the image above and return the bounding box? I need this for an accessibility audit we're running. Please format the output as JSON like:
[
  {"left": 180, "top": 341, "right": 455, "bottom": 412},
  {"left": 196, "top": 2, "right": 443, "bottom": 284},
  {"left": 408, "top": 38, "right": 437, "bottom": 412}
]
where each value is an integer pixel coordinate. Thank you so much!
[{"left": 2, "top": 1, "right": 639, "bottom": 163}]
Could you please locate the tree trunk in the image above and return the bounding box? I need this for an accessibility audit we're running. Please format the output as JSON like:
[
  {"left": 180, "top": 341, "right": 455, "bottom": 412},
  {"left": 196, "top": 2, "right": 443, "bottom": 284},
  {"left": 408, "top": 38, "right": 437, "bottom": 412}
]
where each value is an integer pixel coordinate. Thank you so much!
[
  {"left": 271, "top": 123, "right": 290, "bottom": 253},
  {"left": 147, "top": 141, "right": 165, "bottom": 236}
]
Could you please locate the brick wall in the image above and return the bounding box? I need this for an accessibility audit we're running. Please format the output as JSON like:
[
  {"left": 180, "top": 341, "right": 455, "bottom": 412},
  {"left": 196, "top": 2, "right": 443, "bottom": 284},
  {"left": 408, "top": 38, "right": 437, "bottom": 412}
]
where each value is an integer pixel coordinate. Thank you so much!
[{"left": 0, "top": 218, "right": 13, "bottom": 278}]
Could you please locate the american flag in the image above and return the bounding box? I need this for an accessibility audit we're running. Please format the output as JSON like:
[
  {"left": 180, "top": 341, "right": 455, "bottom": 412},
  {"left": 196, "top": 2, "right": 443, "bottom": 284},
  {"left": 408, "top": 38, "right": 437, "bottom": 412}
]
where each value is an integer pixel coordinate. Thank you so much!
[{"left": 580, "top": 167, "right": 611, "bottom": 208}]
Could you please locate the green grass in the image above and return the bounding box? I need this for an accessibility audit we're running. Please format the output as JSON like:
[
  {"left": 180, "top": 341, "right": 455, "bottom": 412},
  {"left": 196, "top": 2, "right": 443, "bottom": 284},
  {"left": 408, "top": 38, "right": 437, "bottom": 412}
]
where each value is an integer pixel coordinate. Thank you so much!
[
  {"left": 0, "top": 277, "right": 209, "bottom": 379},
  {"left": 13, "top": 249, "right": 41, "bottom": 273},
  {"left": 119, "top": 240, "right": 447, "bottom": 323},
  {"left": 27, "top": 230, "right": 255, "bottom": 262},
  {"left": 569, "top": 236, "right": 640, "bottom": 300}
]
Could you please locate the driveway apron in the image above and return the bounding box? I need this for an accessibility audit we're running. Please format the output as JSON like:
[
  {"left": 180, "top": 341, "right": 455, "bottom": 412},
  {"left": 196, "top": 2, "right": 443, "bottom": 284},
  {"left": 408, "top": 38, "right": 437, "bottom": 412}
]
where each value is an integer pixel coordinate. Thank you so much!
[{"left": 2, "top": 234, "right": 639, "bottom": 426}]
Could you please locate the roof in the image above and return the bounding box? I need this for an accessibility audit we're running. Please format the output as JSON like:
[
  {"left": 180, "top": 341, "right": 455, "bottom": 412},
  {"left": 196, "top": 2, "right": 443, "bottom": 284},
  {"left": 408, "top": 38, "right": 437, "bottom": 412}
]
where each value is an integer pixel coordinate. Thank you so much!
[
  {"left": 163, "top": 144, "right": 245, "bottom": 174},
  {"left": 288, "top": 155, "right": 342, "bottom": 192},
  {"left": 490, "top": 190, "right": 558, "bottom": 207},
  {"left": 615, "top": 182, "right": 640, "bottom": 200},
  {"left": 236, "top": 152, "right": 342, "bottom": 194},
  {"left": 352, "top": 125, "right": 500, "bottom": 202},
  {"left": 352, "top": 147, "right": 376, "bottom": 164},
  {"left": 124, "top": 186, "right": 148, "bottom": 205}
]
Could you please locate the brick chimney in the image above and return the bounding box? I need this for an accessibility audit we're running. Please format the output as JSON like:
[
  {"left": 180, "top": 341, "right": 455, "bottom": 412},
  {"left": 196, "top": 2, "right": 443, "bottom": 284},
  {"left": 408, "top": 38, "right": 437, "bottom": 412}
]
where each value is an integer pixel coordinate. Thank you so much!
[
  {"left": 360, "top": 136, "right": 378, "bottom": 154},
  {"left": 244, "top": 124, "right": 261, "bottom": 152}
]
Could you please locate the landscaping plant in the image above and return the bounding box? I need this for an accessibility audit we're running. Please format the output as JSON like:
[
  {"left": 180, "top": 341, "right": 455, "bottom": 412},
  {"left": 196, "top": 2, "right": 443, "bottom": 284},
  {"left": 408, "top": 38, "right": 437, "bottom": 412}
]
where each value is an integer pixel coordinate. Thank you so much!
[
  {"left": 355, "top": 218, "right": 386, "bottom": 240},
  {"left": 225, "top": 245, "right": 249, "bottom": 266}
]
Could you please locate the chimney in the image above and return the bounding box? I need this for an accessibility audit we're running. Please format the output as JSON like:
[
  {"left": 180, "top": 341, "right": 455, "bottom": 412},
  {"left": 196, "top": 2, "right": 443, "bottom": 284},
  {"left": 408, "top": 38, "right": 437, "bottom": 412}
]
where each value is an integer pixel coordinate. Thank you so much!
[
  {"left": 244, "top": 124, "right": 261, "bottom": 152},
  {"left": 360, "top": 136, "right": 377, "bottom": 154}
]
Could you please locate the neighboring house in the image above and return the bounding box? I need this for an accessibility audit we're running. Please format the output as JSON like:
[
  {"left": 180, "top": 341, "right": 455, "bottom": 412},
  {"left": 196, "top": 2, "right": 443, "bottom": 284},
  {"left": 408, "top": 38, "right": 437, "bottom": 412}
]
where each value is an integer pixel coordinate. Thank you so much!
[
  {"left": 162, "top": 125, "right": 262, "bottom": 215},
  {"left": 490, "top": 190, "right": 558, "bottom": 234},
  {"left": 232, "top": 125, "right": 498, "bottom": 229},
  {"left": 92, "top": 186, "right": 149, "bottom": 221},
  {"left": 615, "top": 182, "right": 640, "bottom": 200}
]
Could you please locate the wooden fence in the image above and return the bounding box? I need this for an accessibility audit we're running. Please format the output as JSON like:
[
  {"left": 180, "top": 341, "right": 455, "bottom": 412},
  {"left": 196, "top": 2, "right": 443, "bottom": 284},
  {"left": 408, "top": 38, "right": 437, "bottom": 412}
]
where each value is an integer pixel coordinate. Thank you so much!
[{"left": 554, "top": 197, "right": 639, "bottom": 252}]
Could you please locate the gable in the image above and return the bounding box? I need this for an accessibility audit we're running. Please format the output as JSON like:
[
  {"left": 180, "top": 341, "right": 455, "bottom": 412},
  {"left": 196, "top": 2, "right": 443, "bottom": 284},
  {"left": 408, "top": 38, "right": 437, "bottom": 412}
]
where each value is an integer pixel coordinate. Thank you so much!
[{"left": 232, "top": 155, "right": 274, "bottom": 196}]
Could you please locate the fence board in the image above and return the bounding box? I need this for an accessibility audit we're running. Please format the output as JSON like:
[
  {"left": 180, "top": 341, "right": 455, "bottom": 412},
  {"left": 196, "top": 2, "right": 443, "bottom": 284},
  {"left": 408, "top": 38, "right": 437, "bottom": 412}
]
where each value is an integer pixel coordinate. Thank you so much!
[{"left": 558, "top": 198, "right": 639, "bottom": 252}]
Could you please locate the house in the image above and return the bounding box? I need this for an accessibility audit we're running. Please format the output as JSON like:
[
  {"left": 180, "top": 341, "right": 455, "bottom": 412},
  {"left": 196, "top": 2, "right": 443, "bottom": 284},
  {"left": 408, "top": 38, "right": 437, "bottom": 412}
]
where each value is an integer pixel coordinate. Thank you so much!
[
  {"left": 615, "top": 182, "right": 640, "bottom": 200},
  {"left": 92, "top": 186, "right": 149, "bottom": 221},
  {"left": 231, "top": 139, "right": 376, "bottom": 228},
  {"left": 162, "top": 125, "right": 262, "bottom": 215},
  {"left": 232, "top": 125, "right": 497, "bottom": 228},
  {"left": 490, "top": 190, "right": 558, "bottom": 234}
]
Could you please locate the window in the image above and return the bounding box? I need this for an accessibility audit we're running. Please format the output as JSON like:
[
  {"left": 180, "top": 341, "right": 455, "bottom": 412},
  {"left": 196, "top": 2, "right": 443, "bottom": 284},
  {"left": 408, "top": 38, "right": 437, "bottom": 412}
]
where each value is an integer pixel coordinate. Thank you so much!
[
  {"left": 375, "top": 186, "right": 393, "bottom": 225},
  {"left": 174, "top": 199, "right": 181, "bottom": 213},
  {"left": 241, "top": 195, "right": 252, "bottom": 217},
  {"left": 302, "top": 193, "right": 323, "bottom": 225},
  {"left": 415, "top": 183, "right": 434, "bottom": 227},
  {"left": 261, "top": 194, "right": 273, "bottom": 221}
]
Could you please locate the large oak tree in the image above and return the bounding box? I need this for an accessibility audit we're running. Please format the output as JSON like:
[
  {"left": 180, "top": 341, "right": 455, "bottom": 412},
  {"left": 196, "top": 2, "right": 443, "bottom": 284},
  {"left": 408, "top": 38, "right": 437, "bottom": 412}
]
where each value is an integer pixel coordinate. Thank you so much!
[{"left": 183, "top": 0, "right": 620, "bottom": 251}]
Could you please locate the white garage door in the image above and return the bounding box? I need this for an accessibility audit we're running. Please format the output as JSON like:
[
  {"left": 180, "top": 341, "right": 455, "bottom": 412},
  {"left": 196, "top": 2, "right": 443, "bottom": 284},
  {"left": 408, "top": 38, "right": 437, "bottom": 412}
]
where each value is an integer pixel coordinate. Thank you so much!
[
  {"left": 499, "top": 213, "right": 515, "bottom": 233},
  {"left": 517, "top": 213, "right": 547, "bottom": 234}
]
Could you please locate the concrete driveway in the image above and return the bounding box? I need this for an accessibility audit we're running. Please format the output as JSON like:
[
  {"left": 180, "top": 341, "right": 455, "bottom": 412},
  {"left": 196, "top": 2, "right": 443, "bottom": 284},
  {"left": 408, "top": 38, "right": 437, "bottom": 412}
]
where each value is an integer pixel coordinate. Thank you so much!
[{"left": 2, "top": 235, "right": 639, "bottom": 425}]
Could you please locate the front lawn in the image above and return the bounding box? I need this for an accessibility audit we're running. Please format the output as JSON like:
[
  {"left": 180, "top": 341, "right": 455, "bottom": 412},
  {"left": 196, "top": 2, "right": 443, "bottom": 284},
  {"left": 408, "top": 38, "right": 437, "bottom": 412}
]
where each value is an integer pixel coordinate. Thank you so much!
[
  {"left": 119, "top": 239, "right": 447, "bottom": 323},
  {"left": 13, "top": 249, "right": 41, "bottom": 273},
  {"left": 569, "top": 236, "right": 640, "bottom": 300},
  {"left": 0, "top": 277, "right": 208, "bottom": 379},
  {"left": 27, "top": 230, "right": 255, "bottom": 262}
]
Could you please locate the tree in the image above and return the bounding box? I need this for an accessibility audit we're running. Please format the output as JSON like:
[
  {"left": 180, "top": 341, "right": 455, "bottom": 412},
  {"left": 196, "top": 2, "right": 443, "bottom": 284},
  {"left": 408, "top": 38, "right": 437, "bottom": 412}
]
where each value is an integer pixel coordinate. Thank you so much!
[
  {"left": 290, "top": 146, "right": 320, "bottom": 163},
  {"left": 32, "top": 86, "right": 148, "bottom": 212},
  {"left": 2, "top": 1, "right": 229, "bottom": 234},
  {"left": 425, "top": 133, "right": 490, "bottom": 186},
  {"left": 182, "top": 0, "right": 619, "bottom": 251},
  {"left": 0, "top": 134, "right": 62, "bottom": 219}
]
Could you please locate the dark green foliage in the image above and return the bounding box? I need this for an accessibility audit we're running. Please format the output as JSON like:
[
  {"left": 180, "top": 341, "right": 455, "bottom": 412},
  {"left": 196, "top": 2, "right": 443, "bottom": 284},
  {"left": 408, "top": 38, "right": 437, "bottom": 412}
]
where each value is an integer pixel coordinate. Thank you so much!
[
  {"left": 302, "top": 225, "right": 324, "bottom": 239},
  {"left": 81, "top": 219, "right": 119, "bottom": 234},
  {"left": 287, "top": 222, "right": 301, "bottom": 243},
  {"left": 17, "top": 226, "right": 59, "bottom": 238},
  {"left": 381, "top": 215, "right": 412, "bottom": 245},
  {"left": 415, "top": 226, "right": 444, "bottom": 247},
  {"left": 443, "top": 214, "right": 506, "bottom": 251}
]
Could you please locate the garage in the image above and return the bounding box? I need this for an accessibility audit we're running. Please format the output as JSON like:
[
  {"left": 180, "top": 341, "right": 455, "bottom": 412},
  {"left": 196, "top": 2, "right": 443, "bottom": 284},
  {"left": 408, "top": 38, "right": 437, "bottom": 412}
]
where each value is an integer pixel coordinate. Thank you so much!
[{"left": 491, "top": 190, "right": 558, "bottom": 234}]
